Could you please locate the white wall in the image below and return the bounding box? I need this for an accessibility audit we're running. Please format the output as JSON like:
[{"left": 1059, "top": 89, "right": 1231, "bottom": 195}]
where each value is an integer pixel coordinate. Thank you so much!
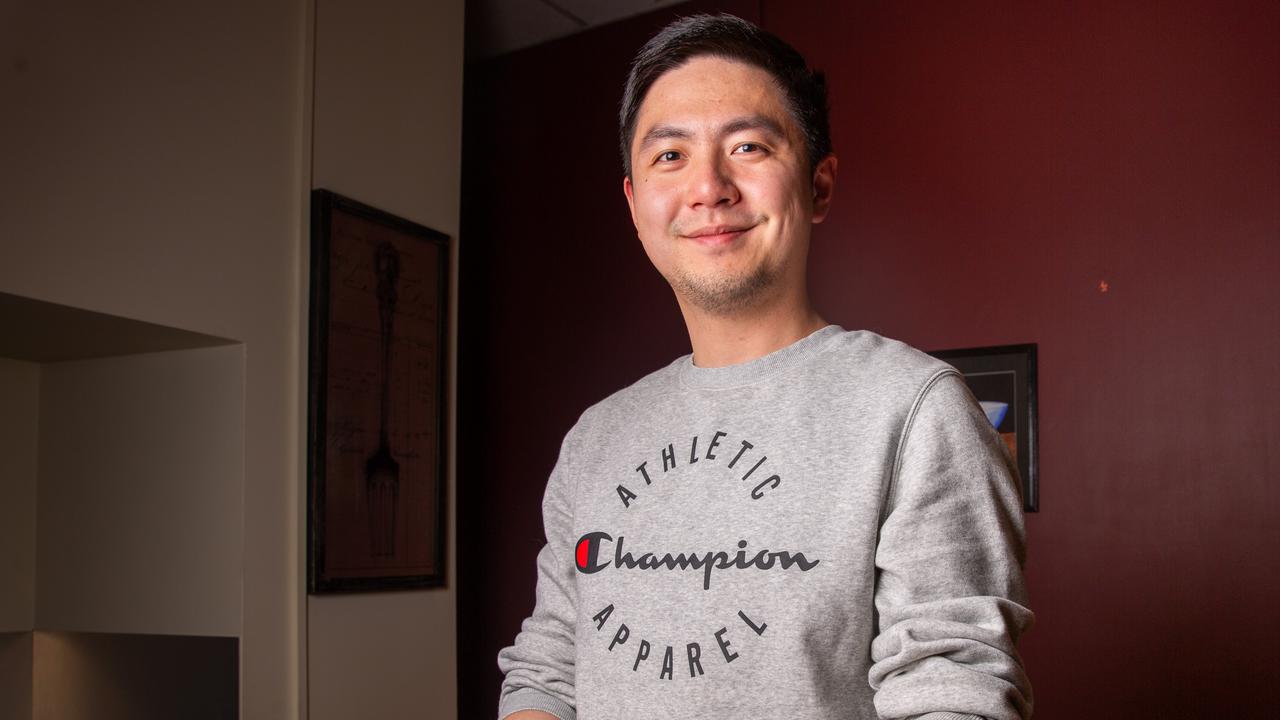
[
  {"left": 35, "top": 347, "right": 244, "bottom": 637},
  {"left": 0, "top": 359, "right": 39, "bottom": 634},
  {"left": 0, "top": 1, "right": 309, "bottom": 716},
  {"left": 306, "top": 0, "right": 463, "bottom": 718}
]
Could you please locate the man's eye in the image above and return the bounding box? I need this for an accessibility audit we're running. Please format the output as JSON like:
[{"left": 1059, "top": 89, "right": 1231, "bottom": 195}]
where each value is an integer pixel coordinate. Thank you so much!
[
  {"left": 734, "top": 143, "right": 763, "bottom": 154},
  {"left": 656, "top": 150, "right": 683, "bottom": 163}
]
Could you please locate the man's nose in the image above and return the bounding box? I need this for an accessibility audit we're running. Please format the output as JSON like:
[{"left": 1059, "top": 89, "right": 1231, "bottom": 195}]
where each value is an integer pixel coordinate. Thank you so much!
[{"left": 686, "top": 154, "right": 739, "bottom": 209}]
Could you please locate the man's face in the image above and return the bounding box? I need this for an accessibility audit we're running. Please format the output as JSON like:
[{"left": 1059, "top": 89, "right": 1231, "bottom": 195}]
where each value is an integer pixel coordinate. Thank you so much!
[{"left": 623, "top": 56, "right": 835, "bottom": 316}]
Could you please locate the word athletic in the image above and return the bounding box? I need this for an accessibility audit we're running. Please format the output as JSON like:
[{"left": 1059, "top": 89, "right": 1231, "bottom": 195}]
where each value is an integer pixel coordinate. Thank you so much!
[
  {"left": 616, "top": 430, "right": 784, "bottom": 507},
  {"left": 575, "top": 532, "right": 820, "bottom": 590}
]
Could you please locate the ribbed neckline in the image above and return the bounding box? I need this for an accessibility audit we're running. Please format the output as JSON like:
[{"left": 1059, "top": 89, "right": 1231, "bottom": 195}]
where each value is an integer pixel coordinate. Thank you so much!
[{"left": 677, "top": 324, "right": 843, "bottom": 390}]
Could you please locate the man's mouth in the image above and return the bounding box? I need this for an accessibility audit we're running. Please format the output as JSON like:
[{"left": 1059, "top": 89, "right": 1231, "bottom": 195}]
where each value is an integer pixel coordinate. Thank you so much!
[{"left": 682, "top": 224, "right": 753, "bottom": 246}]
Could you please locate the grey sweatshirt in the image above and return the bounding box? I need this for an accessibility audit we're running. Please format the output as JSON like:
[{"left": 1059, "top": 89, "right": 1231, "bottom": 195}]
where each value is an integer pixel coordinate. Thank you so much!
[{"left": 497, "top": 326, "right": 1033, "bottom": 719}]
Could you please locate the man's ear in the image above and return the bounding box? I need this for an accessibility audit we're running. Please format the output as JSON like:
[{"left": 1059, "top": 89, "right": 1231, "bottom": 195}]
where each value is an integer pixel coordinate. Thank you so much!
[
  {"left": 811, "top": 154, "right": 838, "bottom": 224},
  {"left": 623, "top": 175, "right": 639, "bottom": 230}
]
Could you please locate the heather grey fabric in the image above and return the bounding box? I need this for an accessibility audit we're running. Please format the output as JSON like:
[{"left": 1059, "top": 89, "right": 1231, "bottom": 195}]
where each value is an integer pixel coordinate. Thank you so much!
[{"left": 498, "top": 326, "right": 1033, "bottom": 719}]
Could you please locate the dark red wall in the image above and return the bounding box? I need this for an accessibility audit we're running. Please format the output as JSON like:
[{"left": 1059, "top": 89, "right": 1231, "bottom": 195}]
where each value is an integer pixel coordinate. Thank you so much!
[{"left": 459, "top": 1, "right": 1279, "bottom": 717}]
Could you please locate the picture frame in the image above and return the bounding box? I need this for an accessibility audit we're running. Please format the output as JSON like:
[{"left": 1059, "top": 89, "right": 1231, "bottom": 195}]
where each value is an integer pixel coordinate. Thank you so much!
[
  {"left": 308, "top": 189, "right": 449, "bottom": 592},
  {"left": 928, "top": 343, "right": 1039, "bottom": 512}
]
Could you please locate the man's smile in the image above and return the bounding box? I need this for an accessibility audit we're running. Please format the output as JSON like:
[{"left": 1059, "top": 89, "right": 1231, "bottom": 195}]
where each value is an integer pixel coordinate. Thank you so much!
[{"left": 678, "top": 222, "right": 759, "bottom": 247}]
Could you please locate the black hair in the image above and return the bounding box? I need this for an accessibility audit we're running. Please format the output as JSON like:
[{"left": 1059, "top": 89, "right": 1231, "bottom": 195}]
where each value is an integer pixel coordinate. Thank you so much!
[{"left": 619, "top": 13, "right": 831, "bottom": 177}]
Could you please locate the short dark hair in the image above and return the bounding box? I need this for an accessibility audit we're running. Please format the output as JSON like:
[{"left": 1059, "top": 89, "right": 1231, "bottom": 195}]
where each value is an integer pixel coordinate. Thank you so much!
[{"left": 619, "top": 13, "right": 831, "bottom": 177}]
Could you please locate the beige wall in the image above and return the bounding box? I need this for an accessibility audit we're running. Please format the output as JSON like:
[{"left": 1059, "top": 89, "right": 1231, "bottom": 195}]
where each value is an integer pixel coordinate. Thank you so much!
[
  {"left": 0, "top": 0, "right": 309, "bottom": 716},
  {"left": 0, "top": 359, "right": 39, "bottom": 634},
  {"left": 35, "top": 347, "right": 244, "bottom": 637},
  {"left": 306, "top": 0, "right": 463, "bottom": 718},
  {"left": 1, "top": 0, "right": 462, "bottom": 714}
]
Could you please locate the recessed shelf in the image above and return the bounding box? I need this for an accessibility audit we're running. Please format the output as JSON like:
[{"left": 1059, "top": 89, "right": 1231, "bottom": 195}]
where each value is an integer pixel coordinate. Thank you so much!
[{"left": 0, "top": 291, "right": 237, "bottom": 363}]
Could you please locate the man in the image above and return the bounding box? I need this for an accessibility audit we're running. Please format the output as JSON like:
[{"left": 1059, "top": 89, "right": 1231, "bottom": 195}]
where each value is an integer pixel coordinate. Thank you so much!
[{"left": 498, "top": 14, "right": 1032, "bottom": 720}]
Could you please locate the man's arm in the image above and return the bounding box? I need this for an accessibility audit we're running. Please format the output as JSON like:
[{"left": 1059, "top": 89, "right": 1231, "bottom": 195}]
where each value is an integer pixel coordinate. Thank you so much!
[
  {"left": 496, "top": 430, "right": 581, "bottom": 720},
  {"left": 504, "top": 713, "right": 561, "bottom": 720},
  {"left": 869, "top": 370, "right": 1034, "bottom": 720}
]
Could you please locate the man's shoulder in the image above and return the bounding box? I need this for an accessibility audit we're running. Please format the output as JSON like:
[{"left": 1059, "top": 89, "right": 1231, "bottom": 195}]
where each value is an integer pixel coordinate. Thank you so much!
[{"left": 811, "top": 328, "right": 955, "bottom": 390}]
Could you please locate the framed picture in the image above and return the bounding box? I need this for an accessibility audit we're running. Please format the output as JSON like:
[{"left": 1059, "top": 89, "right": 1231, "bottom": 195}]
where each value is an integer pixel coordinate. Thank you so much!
[
  {"left": 928, "top": 344, "right": 1039, "bottom": 512},
  {"left": 308, "top": 189, "right": 449, "bottom": 592}
]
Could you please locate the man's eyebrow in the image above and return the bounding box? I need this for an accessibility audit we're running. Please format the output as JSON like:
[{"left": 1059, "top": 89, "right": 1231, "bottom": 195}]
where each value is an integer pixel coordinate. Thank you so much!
[
  {"left": 636, "top": 115, "right": 788, "bottom": 153},
  {"left": 637, "top": 124, "right": 692, "bottom": 151},
  {"left": 719, "top": 115, "right": 787, "bottom": 140}
]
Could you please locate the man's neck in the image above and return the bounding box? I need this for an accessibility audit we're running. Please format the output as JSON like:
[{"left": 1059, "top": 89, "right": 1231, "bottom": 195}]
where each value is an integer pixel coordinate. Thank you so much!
[{"left": 679, "top": 296, "right": 829, "bottom": 368}]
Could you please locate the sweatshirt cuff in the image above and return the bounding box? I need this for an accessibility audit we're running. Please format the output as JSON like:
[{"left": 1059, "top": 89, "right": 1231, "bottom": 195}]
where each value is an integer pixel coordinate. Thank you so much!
[
  {"left": 910, "top": 714, "right": 985, "bottom": 720},
  {"left": 498, "top": 687, "right": 576, "bottom": 720}
]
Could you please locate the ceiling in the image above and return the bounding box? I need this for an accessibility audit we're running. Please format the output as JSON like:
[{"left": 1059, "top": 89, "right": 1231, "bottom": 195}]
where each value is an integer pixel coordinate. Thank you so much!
[{"left": 468, "top": 0, "right": 691, "bottom": 59}]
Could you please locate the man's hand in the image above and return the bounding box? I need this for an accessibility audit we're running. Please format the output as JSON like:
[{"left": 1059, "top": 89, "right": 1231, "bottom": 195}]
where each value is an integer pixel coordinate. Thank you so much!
[{"left": 503, "top": 713, "right": 561, "bottom": 720}]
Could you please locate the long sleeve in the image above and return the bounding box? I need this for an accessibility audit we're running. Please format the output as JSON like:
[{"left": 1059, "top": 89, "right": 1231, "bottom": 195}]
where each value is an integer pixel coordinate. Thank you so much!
[
  {"left": 496, "top": 431, "right": 581, "bottom": 720},
  {"left": 869, "top": 370, "right": 1035, "bottom": 720}
]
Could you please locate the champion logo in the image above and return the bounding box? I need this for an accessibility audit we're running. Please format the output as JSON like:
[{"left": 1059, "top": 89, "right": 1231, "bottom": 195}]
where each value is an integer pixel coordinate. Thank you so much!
[
  {"left": 574, "top": 531, "right": 819, "bottom": 590},
  {"left": 582, "top": 429, "right": 818, "bottom": 681}
]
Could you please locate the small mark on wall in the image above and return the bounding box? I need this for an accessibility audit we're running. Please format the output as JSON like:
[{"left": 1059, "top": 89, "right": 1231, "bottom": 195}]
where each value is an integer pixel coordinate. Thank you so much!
[{"left": 1098, "top": 280, "right": 1110, "bottom": 293}]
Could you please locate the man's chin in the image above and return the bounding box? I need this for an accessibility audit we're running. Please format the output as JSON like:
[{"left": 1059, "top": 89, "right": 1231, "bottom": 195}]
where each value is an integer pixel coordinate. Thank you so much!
[{"left": 672, "top": 272, "right": 775, "bottom": 316}]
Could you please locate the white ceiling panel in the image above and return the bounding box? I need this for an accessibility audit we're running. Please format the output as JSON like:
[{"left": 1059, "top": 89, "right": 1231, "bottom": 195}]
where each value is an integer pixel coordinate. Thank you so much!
[
  {"left": 470, "top": 0, "right": 696, "bottom": 59},
  {"left": 469, "top": 0, "right": 586, "bottom": 59},
  {"left": 552, "top": 0, "right": 690, "bottom": 27}
]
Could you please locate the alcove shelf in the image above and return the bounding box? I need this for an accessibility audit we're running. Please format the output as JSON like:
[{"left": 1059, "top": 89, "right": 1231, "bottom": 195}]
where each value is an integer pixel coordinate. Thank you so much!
[{"left": 1, "top": 291, "right": 243, "bottom": 719}]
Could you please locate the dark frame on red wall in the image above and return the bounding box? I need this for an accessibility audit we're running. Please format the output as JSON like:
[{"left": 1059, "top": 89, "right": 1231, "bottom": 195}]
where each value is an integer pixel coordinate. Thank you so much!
[
  {"left": 928, "top": 343, "right": 1039, "bottom": 512},
  {"left": 308, "top": 189, "right": 450, "bottom": 593}
]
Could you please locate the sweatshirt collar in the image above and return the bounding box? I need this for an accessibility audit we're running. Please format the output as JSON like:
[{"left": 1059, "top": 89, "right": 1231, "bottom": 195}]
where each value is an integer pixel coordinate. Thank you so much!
[{"left": 677, "top": 324, "right": 843, "bottom": 390}]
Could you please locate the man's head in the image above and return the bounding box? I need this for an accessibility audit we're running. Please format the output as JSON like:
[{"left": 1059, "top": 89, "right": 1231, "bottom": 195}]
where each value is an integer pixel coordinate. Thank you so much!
[
  {"left": 619, "top": 14, "right": 831, "bottom": 179},
  {"left": 620, "top": 15, "right": 837, "bottom": 318}
]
